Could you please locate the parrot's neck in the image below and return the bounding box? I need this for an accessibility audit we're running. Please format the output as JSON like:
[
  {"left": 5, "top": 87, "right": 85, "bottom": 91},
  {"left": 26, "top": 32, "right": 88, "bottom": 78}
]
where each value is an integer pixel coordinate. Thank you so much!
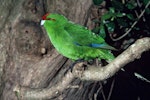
[{"left": 44, "top": 25, "right": 67, "bottom": 53}]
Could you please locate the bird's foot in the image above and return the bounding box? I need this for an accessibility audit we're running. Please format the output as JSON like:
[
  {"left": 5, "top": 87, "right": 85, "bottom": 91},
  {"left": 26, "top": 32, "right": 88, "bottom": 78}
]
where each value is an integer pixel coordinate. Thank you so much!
[
  {"left": 70, "top": 59, "right": 85, "bottom": 72},
  {"left": 72, "top": 62, "right": 85, "bottom": 77},
  {"left": 87, "top": 59, "right": 103, "bottom": 67},
  {"left": 64, "top": 59, "right": 87, "bottom": 76}
]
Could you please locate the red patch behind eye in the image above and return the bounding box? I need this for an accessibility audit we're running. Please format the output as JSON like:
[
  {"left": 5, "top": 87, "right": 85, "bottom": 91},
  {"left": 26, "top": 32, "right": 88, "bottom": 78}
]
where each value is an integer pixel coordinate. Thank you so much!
[{"left": 42, "top": 13, "right": 50, "bottom": 20}]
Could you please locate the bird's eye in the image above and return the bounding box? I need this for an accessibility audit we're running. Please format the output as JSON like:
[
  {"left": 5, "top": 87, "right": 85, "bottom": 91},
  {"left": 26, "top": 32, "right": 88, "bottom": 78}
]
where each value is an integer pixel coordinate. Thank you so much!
[{"left": 46, "top": 18, "right": 56, "bottom": 21}]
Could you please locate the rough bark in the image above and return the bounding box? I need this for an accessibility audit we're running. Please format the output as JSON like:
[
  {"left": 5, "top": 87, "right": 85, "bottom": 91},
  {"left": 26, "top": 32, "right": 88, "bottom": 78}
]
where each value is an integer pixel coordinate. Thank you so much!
[{"left": 0, "top": 0, "right": 93, "bottom": 99}]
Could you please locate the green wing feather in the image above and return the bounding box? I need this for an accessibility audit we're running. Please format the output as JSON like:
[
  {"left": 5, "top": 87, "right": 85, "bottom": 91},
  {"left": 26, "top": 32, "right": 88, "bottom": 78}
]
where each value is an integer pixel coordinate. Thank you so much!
[{"left": 64, "top": 22, "right": 116, "bottom": 50}]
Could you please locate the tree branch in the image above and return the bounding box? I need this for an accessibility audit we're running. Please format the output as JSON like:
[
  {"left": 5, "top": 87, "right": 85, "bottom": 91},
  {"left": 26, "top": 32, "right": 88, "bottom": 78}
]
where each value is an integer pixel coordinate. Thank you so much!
[
  {"left": 13, "top": 37, "right": 150, "bottom": 99},
  {"left": 14, "top": 71, "right": 75, "bottom": 99},
  {"left": 77, "top": 37, "right": 150, "bottom": 80}
]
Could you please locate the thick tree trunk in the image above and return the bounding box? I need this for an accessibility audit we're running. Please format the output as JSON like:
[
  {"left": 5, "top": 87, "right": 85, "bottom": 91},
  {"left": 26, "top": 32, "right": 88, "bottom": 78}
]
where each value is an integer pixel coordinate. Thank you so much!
[{"left": 0, "top": 0, "right": 95, "bottom": 99}]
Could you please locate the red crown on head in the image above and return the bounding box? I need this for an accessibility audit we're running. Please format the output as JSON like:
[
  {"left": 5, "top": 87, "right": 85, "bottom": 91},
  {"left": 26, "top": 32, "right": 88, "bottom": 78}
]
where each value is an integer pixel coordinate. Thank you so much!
[{"left": 42, "top": 13, "right": 50, "bottom": 20}]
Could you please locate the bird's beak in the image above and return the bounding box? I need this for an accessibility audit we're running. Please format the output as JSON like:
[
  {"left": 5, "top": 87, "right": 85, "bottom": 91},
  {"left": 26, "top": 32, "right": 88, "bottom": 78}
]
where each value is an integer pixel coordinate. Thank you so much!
[{"left": 40, "top": 20, "right": 45, "bottom": 25}]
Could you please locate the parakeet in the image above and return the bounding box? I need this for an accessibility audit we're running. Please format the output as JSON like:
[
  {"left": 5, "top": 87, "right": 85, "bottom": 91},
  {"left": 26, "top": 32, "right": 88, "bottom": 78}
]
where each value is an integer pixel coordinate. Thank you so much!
[{"left": 41, "top": 13, "right": 115, "bottom": 61}]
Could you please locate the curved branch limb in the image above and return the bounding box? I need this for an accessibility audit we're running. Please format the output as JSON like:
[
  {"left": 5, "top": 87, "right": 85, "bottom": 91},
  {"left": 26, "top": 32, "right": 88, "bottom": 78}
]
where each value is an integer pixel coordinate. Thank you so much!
[
  {"left": 13, "top": 37, "right": 150, "bottom": 99},
  {"left": 14, "top": 71, "right": 75, "bottom": 99},
  {"left": 78, "top": 37, "right": 150, "bottom": 80}
]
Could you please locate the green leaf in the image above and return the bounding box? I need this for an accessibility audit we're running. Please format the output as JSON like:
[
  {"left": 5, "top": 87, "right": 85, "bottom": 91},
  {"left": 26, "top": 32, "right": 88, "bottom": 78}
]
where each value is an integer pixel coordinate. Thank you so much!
[
  {"left": 105, "top": 21, "right": 115, "bottom": 33},
  {"left": 93, "top": 0, "right": 104, "bottom": 5},
  {"left": 109, "top": 7, "right": 115, "bottom": 13},
  {"left": 110, "top": 16, "right": 115, "bottom": 21},
  {"left": 111, "top": 0, "right": 124, "bottom": 11},
  {"left": 127, "top": 14, "right": 135, "bottom": 20},
  {"left": 101, "top": 12, "right": 113, "bottom": 21},
  {"left": 143, "top": 0, "right": 149, "bottom": 6},
  {"left": 99, "top": 24, "right": 106, "bottom": 38},
  {"left": 116, "top": 12, "right": 126, "bottom": 17},
  {"left": 126, "top": 1, "right": 137, "bottom": 9}
]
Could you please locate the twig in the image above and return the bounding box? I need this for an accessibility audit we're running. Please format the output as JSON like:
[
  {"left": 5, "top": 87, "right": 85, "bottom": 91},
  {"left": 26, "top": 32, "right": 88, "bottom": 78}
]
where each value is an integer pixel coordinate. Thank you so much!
[
  {"left": 111, "top": 1, "right": 150, "bottom": 41},
  {"left": 88, "top": 82, "right": 97, "bottom": 100},
  {"left": 94, "top": 83, "right": 102, "bottom": 100},
  {"left": 99, "top": 83, "right": 106, "bottom": 100},
  {"left": 107, "top": 78, "right": 115, "bottom": 100}
]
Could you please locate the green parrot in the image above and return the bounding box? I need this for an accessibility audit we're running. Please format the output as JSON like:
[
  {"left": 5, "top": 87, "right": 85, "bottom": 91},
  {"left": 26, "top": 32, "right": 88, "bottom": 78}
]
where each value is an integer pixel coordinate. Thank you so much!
[{"left": 41, "top": 13, "right": 115, "bottom": 62}]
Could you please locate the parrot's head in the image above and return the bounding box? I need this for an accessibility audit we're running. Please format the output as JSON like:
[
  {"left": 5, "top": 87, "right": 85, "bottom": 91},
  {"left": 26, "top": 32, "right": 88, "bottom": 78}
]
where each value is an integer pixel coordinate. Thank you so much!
[{"left": 40, "top": 13, "right": 68, "bottom": 27}]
